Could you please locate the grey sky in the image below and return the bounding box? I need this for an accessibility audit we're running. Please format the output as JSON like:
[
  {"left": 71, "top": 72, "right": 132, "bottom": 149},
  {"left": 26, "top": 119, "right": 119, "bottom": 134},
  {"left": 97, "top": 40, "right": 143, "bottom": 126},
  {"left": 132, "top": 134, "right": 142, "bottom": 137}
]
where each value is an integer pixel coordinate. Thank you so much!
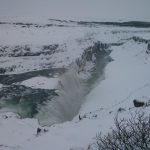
[{"left": 0, "top": 0, "right": 150, "bottom": 21}]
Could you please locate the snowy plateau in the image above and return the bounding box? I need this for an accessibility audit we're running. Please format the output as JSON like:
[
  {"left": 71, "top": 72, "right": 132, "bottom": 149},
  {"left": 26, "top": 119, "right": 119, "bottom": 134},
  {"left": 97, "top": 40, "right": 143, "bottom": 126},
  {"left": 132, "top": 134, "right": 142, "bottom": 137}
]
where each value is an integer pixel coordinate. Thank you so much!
[{"left": 0, "top": 17, "right": 150, "bottom": 150}]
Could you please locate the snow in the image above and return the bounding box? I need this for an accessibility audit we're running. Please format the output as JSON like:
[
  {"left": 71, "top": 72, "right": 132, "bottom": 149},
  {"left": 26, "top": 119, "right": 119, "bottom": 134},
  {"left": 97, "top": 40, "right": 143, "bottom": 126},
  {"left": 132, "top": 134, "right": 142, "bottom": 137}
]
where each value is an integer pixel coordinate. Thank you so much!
[
  {"left": 0, "top": 18, "right": 150, "bottom": 150},
  {"left": 21, "top": 37, "right": 150, "bottom": 150},
  {"left": 0, "top": 84, "right": 3, "bottom": 89},
  {"left": 20, "top": 76, "right": 58, "bottom": 89},
  {"left": 0, "top": 21, "right": 97, "bottom": 74},
  {"left": 1, "top": 18, "right": 150, "bottom": 74},
  {"left": 81, "top": 40, "right": 150, "bottom": 112},
  {"left": 0, "top": 112, "right": 39, "bottom": 149}
]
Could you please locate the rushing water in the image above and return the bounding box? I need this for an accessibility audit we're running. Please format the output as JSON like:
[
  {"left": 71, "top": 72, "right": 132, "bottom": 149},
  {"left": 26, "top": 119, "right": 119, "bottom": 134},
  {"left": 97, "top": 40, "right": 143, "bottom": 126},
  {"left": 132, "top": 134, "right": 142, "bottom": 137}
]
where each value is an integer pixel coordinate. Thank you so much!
[
  {"left": 0, "top": 85, "right": 58, "bottom": 117},
  {"left": 0, "top": 68, "right": 64, "bottom": 117},
  {"left": 0, "top": 42, "right": 112, "bottom": 126},
  {"left": 36, "top": 54, "right": 111, "bottom": 126}
]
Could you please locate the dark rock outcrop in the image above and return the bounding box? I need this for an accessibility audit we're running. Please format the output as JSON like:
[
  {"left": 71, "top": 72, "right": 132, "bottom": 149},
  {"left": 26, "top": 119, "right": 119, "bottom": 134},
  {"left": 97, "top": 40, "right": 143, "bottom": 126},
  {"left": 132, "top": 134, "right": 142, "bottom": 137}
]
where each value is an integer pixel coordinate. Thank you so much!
[
  {"left": 0, "top": 68, "right": 6, "bottom": 74},
  {"left": 117, "top": 107, "right": 125, "bottom": 112},
  {"left": 133, "top": 99, "right": 145, "bottom": 107},
  {"left": 131, "top": 36, "right": 149, "bottom": 44},
  {"left": 146, "top": 43, "right": 150, "bottom": 54},
  {"left": 37, "top": 128, "right": 42, "bottom": 134},
  {"left": 0, "top": 44, "right": 59, "bottom": 57}
]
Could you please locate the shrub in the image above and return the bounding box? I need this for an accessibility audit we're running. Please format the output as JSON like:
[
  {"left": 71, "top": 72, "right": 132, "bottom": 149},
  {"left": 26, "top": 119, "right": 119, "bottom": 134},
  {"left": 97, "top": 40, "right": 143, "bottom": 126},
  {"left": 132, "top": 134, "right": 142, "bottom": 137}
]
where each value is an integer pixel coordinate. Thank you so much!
[{"left": 95, "top": 112, "right": 150, "bottom": 150}]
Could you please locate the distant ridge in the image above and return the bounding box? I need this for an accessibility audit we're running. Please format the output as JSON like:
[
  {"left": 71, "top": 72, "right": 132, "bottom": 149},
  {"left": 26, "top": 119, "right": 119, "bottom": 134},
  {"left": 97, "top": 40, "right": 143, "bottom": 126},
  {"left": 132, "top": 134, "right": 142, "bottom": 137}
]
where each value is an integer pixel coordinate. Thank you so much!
[
  {"left": 77, "top": 21, "right": 150, "bottom": 28},
  {"left": 1, "top": 19, "right": 150, "bottom": 28},
  {"left": 49, "top": 19, "right": 150, "bottom": 28}
]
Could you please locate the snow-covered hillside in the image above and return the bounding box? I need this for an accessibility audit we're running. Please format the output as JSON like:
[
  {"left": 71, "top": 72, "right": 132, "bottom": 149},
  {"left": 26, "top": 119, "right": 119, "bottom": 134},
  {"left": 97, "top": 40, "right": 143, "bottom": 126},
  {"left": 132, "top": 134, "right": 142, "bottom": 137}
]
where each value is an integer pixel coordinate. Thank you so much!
[{"left": 0, "top": 18, "right": 150, "bottom": 150}]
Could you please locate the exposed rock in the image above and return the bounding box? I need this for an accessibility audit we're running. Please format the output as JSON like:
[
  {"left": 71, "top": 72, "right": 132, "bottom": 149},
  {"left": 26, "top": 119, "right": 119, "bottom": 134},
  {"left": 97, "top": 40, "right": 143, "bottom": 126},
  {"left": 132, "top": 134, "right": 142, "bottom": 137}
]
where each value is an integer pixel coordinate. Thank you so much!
[
  {"left": 75, "top": 41, "right": 111, "bottom": 73},
  {"left": 132, "top": 36, "right": 149, "bottom": 44},
  {"left": 44, "top": 129, "right": 48, "bottom": 132},
  {"left": 79, "top": 115, "right": 82, "bottom": 120},
  {"left": 146, "top": 43, "right": 150, "bottom": 54},
  {"left": 0, "top": 68, "right": 6, "bottom": 74},
  {"left": 37, "top": 128, "right": 42, "bottom": 134},
  {"left": 133, "top": 99, "right": 145, "bottom": 107},
  {"left": 0, "top": 112, "right": 21, "bottom": 119},
  {"left": 117, "top": 107, "right": 126, "bottom": 112},
  {"left": 0, "top": 44, "right": 60, "bottom": 57},
  {"left": 37, "top": 127, "right": 48, "bottom": 135}
]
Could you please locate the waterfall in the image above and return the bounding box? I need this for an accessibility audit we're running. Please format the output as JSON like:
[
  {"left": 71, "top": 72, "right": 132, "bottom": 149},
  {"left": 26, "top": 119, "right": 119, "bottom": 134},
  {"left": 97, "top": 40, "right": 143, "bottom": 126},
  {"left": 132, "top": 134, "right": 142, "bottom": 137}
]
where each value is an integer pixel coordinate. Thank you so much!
[
  {"left": 36, "top": 63, "right": 87, "bottom": 126},
  {"left": 36, "top": 42, "right": 111, "bottom": 126}
]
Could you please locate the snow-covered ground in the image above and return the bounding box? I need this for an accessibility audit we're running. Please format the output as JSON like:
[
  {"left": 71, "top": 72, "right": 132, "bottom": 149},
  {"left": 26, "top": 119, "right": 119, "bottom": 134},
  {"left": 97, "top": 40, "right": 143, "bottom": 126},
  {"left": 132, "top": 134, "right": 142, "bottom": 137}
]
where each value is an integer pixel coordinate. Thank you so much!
[
  {"left": 0, "top": 18, "right": 150, "bottom": 150},
  {"left": 22, "top": 36, "right": 150, "bottom": 150},
  {"left": 19, "top": 77, "right": 58, "bottom": 89},
  {"left": 0, "top": 84, "right": 3, "bottom": 89}
]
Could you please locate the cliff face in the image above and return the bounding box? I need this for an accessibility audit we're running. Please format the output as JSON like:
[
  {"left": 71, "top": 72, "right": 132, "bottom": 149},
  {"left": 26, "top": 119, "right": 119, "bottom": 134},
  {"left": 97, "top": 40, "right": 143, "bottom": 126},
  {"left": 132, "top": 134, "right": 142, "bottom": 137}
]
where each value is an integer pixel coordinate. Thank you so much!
[{"left": 0, "top": 18, "right": 150, "bottom": 150}]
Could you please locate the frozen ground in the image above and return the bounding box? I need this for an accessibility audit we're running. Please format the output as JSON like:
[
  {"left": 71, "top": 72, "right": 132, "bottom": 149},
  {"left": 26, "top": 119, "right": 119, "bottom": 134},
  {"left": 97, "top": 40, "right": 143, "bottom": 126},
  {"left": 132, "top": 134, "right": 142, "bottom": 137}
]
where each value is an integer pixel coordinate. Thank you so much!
[
  {"left": 0, "top": 18, "right": 150, "bottom": 150},
  {"left": 19, "top": 77, "right": 58, "bottom": 89},
  {"left": 22, "top": 37, "right": 150, "bottom": 150}
]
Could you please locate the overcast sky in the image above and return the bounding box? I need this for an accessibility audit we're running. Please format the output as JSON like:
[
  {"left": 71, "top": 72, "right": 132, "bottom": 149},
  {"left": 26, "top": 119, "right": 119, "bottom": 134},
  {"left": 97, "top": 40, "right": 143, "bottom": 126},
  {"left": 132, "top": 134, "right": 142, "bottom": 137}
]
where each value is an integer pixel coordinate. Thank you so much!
[{"left": 0, "top": 0, "right": 150, "bottom": 21}]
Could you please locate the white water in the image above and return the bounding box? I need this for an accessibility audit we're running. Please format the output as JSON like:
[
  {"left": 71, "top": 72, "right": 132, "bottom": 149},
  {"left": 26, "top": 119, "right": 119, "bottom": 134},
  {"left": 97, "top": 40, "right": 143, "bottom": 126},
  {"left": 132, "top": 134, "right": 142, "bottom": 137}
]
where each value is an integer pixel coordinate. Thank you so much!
[
  {"left": 36, "top": 63, "right": 87, "bottom": 126},
  {"left": 36, "top": 52, "right": 110, "bottom": 126}
]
